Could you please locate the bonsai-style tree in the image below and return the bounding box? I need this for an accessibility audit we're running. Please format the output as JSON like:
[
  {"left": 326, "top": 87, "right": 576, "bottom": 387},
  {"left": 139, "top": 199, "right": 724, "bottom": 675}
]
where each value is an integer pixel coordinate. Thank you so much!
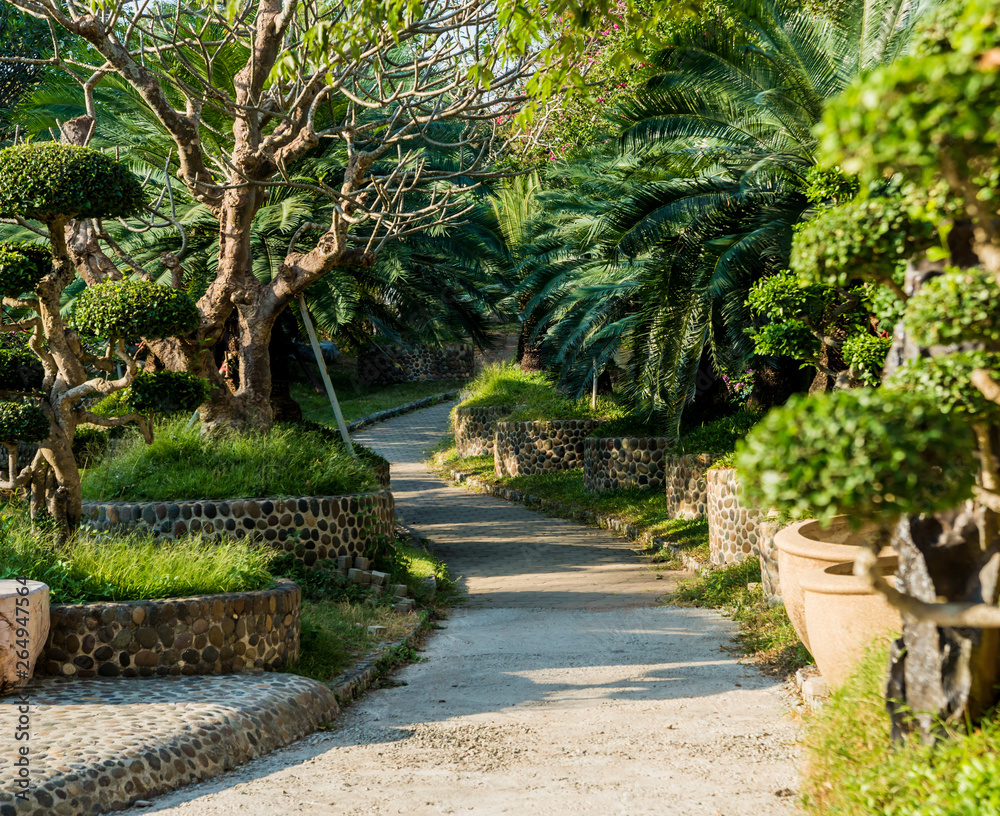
[
  {"left": 736, "top": 0, "right": 1000, "bottom": 743},
  {"left": 0, "top": 142, "right": 205, "bottom": 534}
]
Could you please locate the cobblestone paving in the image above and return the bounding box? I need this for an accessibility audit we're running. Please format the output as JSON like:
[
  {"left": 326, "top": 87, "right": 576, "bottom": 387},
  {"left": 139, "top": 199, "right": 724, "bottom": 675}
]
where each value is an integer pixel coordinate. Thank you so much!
[{"left": 125, "top": 401, "right": 799, "bottom": 816}]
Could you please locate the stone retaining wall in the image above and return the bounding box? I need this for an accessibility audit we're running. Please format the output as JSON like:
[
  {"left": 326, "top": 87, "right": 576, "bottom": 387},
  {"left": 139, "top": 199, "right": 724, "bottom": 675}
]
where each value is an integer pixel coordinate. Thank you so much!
[
  {"left": 82, "top": 491, "right": 395, "bottom": 567},
  {"left": 757, "top": 518, "right": 782, "bottom": 605},
  {"left": 494, "top": 419, "right": 604, "bottom": 477},
  {"left": 40, "top": 579, "right": 301, "bottom": 678},
  {"left": 358, "top": 343, "right": 474, "bottom": 386},
  {"left": 665, "top": 453, "right": 723, "bottom": 519},
  {"left": 707, "top": 468, "right": 762, "bottom": 566},
  {"left": 583, "top": 437, "right": 669, "bottom": 493},
  {"left": 453, "top": 405, "right": 515, "bottom": 457}
]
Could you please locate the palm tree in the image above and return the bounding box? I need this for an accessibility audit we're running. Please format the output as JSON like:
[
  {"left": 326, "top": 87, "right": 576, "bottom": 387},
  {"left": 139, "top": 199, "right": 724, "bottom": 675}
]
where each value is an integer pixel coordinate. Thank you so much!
[{"left": 519, "top": 0, "right": 922, "bottom": 434}]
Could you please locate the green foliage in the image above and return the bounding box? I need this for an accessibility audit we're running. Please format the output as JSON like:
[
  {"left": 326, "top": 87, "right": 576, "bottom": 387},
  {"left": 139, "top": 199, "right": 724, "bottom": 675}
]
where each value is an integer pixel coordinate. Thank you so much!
[
  {"left": 842, "top": 333, "right": 892, "bottom": 386},
  {"left": 94, "top": 370, "right": 211, "bottom": 415},
  {"left": 0, "top": 400, "right": 47, "bottom": 443},
  {"left": 888, "top": 351, "right": 1000, "bottom": 420},
  {"left": 0, "top": 512, "right": 274, "bottom": 603},
  {"left": 789, "top": 196, "right": 937, "bottom": 288},
  {"left": 905, "top": 267, "right": 1000, "bottom": 347},
  {"left": 0, "top": 143, "right": 145, "bottom": 222},
  {"left": 678, "top": 408, "right": 764, "bottom": 454},
  {"left": 0, "top": 348, "right": 43, "bottom": 391},
  {"left": 818, "top": 0, "right": 1000, "bottom": 197},
  {"left": 81, "top": 416, "right": 379, "bottom": 502},
  {"left": 803, "top": 166, "right": 860, "bottom": 208},
  {"left": 0, "top": 241, "right": 50, "bottom": 297},
  {"left": 736, "top": 389, "right": 977, "bottom": 526},
  {"left": 748, "top": 320, "right": 821, "bottom": 360},
  {"left": 801, "top": 643, "right": 1000, "bottom": 815},
  {"left": 72, "top": 279, "right": 200, "bottom": 341}
]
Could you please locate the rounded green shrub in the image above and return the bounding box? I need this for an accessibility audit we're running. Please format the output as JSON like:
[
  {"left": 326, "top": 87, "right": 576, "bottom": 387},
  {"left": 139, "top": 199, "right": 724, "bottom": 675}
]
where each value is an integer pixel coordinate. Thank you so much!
[
  {"left": 97, "top": 370, "right": 211, "bottom": 415},
  {"left": 888, "top": 351, "right": 1000, "bottom": 420},
  {"left": 0, "top": 241, "right": 51, "bottom": 298},
  {"left": 0, "top": 143, "right": 146, "bottom": 222},
  {"left": 0, "top": 349, "right": 44, "bottom": 392},
  {"left": 735, "top": 388, "right": 977, "bottom": 526},
  {"left": 72, "top": 280, "right": 200, "bottom": 341},
  {"left": 0, "top": 401, "right": 49, "bottom": 443},
  {"left": 803, "top": 166, "right": 860, "bottom": 208},
  {"left": 790, "top": 196, "right": 937, "bottom": 288},
  {"left": 841, "top": 334, "right": 892, "bottom": 387},
  {"left": 905, "top": 267, "right": 1000, "bottom": 347}
]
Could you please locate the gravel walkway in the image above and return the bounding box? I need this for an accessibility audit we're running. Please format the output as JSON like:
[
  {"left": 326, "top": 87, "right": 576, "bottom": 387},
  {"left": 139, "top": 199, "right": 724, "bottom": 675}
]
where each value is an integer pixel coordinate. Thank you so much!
[{"left": 123, "top": 401, "right": 799, "bottom": 816}]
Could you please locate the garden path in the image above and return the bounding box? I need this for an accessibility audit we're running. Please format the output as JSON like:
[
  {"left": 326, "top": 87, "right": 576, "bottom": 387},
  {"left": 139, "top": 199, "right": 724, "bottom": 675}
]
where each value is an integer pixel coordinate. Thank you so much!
[{"left": 125, "top": 401, "right": 799, "bottom": 816}]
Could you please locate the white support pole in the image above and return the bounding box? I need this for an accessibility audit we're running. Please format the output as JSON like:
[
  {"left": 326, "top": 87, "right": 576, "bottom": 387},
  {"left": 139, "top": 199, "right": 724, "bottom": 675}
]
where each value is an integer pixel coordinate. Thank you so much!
[
  {"left": 592, "top": 364, "right": 598, "bottom": 410},
  {"left": 297, "top": 295, "right": 356, "bottom": 457}
]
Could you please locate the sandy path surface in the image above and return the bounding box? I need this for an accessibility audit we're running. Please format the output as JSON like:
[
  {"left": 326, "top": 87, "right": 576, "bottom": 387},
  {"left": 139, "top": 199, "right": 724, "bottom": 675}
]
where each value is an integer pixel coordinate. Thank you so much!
[{"left": 122, "top": 402, "right": 798, "bottom": 816}]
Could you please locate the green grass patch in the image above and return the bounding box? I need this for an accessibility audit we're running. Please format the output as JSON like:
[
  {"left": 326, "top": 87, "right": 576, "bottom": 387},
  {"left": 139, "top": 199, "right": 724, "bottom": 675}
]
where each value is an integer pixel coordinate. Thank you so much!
[
  {"left": 82, "top": 416, "right": 379, "bottom": 502},
  {"left": 0, "top": 511, "right": 275, "bottom": 603},
  {"left": 801, "top": 646, "right": 1000, "bottom": 816},
  {"left": 430, "top": 440, "right": 709, "bottom": 559},
  {"left": 669, "top": 559, "right": 812, "bottom": 676},
  {"left": 677, "top": 408, "right": 765, "bottom": 454},
  {"left": 291, "top": 374, "right": 466, "bottom": 426}
]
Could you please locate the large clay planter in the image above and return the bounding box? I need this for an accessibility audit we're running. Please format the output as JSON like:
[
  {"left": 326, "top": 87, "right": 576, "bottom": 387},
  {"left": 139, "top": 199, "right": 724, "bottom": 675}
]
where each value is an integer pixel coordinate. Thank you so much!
[
  {"left": 802, "top": 557, "right": 901, "bottom": 687},
  {"left": 0, "top": 580, "right": 49, "bottom": 693},
  {"left": 774, "top": 517, "right": 883, "bottom": 652}
]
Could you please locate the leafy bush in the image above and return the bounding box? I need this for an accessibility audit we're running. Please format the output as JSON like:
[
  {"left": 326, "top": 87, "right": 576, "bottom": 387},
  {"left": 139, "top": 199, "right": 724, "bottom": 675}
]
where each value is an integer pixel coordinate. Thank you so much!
[
  {"left": 889, "top": 351, "right": 1000, "bottom": 419},
  {"left": 0, "top": 143, "right": 146, "bottom": 222},
  {"left": 81, "top": 416, "right": 380, "bottom": 501},
  {"left": 0, "top": 348, "right": 44, "bottom": 392},
  {"left": 93, "top": 370, "right": 211, "bottom": 415},
  {"left": 803, "top": 166, "right": 860, "bottom": 207},
  {"left": 678, "top": 408, "right": 764, "bottom": 454},
  {"left": 841, "top": 333, "right": 893, "bottom": 386},
  {"left": 0, "top": 401, "right": 48, "bottom": 443},
  {"left": 0, "top": 513, "right": 274, "bottom": 603},
  {"left": 72, "top": 280, "right": 201, "bottom": 341},
  {"left": 0, "top": 241, "right": 50, "bottom": 298},
  {"left": 736, "top": 389, "right": 977, "bottom": 526},
  {"left": 904, "top": 267, "right": 1000, "bottom": 347}
]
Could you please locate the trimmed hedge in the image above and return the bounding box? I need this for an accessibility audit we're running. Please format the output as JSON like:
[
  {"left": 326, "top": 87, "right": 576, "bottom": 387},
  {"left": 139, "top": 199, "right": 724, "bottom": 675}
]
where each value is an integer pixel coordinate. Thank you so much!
[
  {"left": 0, "top": 241, "right": 51, "bottom": 298},
  {"left": 73, "top": 279, "right": 200, "bottom": 341}
]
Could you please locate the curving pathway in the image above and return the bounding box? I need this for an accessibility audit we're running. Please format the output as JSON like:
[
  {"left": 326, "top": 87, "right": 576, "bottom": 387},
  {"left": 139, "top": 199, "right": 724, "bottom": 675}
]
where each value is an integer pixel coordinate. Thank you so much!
[{"left": 125, "top": 401, "right": 798, "bottom": 816}]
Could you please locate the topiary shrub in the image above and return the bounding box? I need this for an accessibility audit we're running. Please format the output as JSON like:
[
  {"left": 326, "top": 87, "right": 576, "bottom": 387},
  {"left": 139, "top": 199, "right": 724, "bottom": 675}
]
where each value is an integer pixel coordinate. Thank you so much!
[
  {"left": 904, "top": 267, "right": 1000, "bottom": 347},
  {"left": 0, "top": 241, "right": 51, "bottom": 298},
  {"left": 0, "top": 349, "right": 44, "bottom": 392},
  {"left": 95, "top": 370, "right": 211, "bottom": 415},
  {"left": 735, "top": 388, "right": 977, "bottom": 526},
  {"left": 0, "top": 402, "right": 49, "bottom": 444},
  {"left": 887, "top": 351, "right": 1000, "bottom": 419},
  {"left": 72, "top": 279, "right": 200, "bottom": 341},
  {"left": 0, "top": 143, "right": 146, "bottom": 222}
]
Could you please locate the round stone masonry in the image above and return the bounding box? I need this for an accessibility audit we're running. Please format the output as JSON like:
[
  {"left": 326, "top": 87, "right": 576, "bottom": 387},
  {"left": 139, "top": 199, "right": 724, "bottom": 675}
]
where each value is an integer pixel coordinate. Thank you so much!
[
  {"left": 453, "top": 404, "right": 516, "bottom": 457},
  {"left": 583, "top": 436, "right": 669, "bottom": 493},
  {"left": 358, "top": 342, "right": 474, "bottom": 386},
  {"left": 665, "top": 453, "right": 724, "bottom": 520},
  {"left": 494, "top": 419, "right": 605, "bottom": 478},
  {"left": 83, "top": 491, "right": 395, "bottom": 568},
  {"left": 40, "top": 579, "right": 301, "bottom": 679},
  {"left": 707, "top": 467, "right": 762, "bottom": 566}
]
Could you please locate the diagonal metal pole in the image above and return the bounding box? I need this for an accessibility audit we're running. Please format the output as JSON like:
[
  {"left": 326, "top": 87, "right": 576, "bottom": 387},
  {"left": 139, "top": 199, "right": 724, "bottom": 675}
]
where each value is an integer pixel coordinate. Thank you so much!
[{"left": 297, "top": 294, "right": 355, "bottom": 457}]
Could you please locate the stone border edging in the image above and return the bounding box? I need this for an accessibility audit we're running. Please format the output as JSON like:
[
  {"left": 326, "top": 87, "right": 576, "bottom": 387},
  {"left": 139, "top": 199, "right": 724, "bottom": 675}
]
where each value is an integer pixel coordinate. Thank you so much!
[
  {"left": 446, "top": 469, "right": 707, "bottom": 574},
  {"left": 347, "top": 391, "right": 460, "bottom": 432}
]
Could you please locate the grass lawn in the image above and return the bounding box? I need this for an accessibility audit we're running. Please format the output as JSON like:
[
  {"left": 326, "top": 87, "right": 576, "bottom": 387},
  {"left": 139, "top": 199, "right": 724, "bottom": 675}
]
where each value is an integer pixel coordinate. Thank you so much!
[
  {"left": 290, "top": 367, "right": 467, "bottom": 425},
  {"left": 430, "top": 438, "right": 710, "bottom": 563}
]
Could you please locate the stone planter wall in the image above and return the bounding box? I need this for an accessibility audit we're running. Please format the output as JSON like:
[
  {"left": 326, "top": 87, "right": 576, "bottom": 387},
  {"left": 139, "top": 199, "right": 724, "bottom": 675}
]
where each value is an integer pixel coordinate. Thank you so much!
[
  {"left": 707, "top": 468, "right": 762, "bottom": 566},
  {"left": 757, "top": 518, "right": 782, "bottom": 605},
  {"left": 453, "top": 405, "right": 515, "bottom": 457},
  {"left": 494, "top": 419, "right": 604, "bottom": 477},
  {"left": 40, "top": 579, "right": 301, "bottom": 678},
  {"left": 358, "top": 343, "right": 474, "bottom": 386},
  {"left": 583, "top": 437, "right": 669, "bottom": 493},
  {"left": 665, "top": 453, "right": 723, "bottom": 519},
  {"left": 83, "top": 491, "right": 394, "bottom": 568}
]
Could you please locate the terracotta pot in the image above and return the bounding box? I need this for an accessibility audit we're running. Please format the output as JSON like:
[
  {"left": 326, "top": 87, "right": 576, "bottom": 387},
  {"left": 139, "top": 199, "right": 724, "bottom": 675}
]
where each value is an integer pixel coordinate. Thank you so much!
[
  {"left": 773, "top": 517, "right": 884, "bottom": 652},
  {"left": 801, "top": 557, "right": 901, "bottom": 687}
]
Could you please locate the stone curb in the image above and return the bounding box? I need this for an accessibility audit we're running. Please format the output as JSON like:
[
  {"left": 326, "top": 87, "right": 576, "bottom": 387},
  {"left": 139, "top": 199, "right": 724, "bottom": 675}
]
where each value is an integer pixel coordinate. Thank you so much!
[
  {"left": 331, "top": 610, "right": 432, "bottom": 705},
  {"left": 347, "top": 392, "right": 460, "bottom": 433},
  {"left": 445, "top": 469, "right": 709, "bottom": 574}
]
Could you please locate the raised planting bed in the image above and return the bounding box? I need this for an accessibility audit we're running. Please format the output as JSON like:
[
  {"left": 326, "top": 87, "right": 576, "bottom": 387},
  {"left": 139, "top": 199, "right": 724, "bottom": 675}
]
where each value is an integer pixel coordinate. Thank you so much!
[
  {"left": 494, "top": 419, "right": 604, "bottom": 478},
  {"left": 83, "top": 491, "right": 395, "bottom": 568},
  {"left": 664, "top": 453, "right": 724, "bottom": 520},
  {"left": 706, "top": 467, "right": 762, "bottom": 567},
  {"left": 583, "top": 436, "right": 670, "bottom": 493},
  {"left": 40, "top": 579, "right": 301, "bottom": 678},
  {"left": 358, "top": 342, "right": 474, "bottom": 386},
  {"left": 453, "top": 404, "right": 516, "bottom": 457}
]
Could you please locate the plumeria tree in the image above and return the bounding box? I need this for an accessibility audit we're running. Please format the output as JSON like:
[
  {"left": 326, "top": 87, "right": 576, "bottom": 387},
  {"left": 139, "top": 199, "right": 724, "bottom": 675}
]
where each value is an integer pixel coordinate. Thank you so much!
[
  {"left": 0, "top": 142, "right": 205, "bottom": 536},
  {"left": 737, "top": 0, "right": 1000, "bottom": 742}
]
